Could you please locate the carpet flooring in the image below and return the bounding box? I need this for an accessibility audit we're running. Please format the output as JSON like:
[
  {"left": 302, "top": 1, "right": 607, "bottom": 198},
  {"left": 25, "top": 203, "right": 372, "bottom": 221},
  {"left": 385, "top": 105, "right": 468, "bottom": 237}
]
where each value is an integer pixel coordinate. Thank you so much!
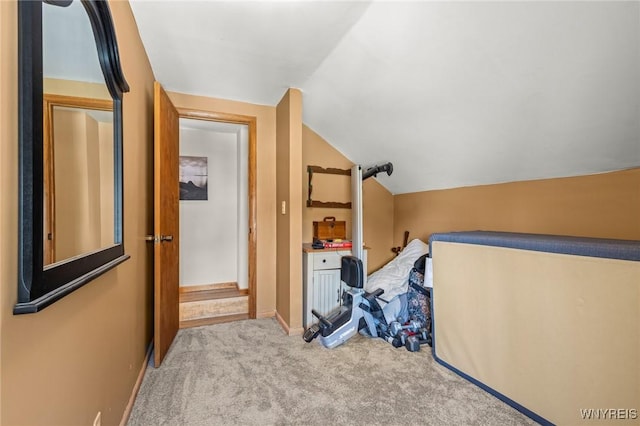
[{"left": 128, "top": 318, "right": 535, "bottom": 425}]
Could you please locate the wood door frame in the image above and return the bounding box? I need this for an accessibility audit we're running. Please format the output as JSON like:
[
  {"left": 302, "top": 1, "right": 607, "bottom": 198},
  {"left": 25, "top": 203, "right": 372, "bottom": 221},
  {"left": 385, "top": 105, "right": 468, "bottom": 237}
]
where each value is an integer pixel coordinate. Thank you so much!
[{"left": 177, "top": 107, "right": 257, "bottom": 319}]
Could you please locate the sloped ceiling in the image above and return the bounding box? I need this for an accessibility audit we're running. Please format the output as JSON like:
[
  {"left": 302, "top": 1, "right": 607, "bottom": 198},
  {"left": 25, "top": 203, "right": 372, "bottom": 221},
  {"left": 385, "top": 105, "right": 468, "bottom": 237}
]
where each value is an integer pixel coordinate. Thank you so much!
[{"left": 130, "top": 1, "right": 640, "bottom": 194}]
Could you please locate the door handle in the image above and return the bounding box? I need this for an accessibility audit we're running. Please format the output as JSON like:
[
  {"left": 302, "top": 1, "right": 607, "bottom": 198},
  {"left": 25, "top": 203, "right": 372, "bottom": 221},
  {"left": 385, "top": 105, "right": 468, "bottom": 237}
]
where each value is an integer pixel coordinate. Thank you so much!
[{"left": 145, "top": 235, "right": 174, "bottom": 243}]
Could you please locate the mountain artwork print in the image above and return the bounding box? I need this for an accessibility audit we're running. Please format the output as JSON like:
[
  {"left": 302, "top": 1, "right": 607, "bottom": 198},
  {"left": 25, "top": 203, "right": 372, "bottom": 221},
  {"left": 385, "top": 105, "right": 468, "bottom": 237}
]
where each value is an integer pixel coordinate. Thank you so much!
[{"left": 179, "top": 156, "right": 208, "bottom": 200}]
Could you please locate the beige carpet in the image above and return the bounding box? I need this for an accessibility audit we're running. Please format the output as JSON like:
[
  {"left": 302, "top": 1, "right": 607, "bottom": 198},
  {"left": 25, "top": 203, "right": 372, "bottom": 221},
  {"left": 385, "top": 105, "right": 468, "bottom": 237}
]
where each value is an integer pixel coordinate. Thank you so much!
[{"left": 128, "top": 318, "right": 535, "bottom": 425}]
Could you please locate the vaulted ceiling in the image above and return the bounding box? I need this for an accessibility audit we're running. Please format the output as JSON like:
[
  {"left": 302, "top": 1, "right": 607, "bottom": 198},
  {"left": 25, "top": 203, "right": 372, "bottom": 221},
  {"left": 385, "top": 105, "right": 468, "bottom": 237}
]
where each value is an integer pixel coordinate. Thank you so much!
[{"left": 129, "top": 1, "right": 640, "bottom": 194}]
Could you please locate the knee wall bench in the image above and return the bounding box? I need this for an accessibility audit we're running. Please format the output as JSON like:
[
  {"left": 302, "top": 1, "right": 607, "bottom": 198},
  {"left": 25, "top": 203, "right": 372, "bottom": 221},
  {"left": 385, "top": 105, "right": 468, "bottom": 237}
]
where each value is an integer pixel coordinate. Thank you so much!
[{"left": 429, "top": 231, "right": 640, "bottom": 425}]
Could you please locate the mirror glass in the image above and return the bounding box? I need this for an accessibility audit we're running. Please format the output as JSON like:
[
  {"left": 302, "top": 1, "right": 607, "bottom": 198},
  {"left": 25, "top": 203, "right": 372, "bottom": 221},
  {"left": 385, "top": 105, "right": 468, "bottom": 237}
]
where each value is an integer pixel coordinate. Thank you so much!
[
  {"left": 44, "top": 99, "right": 115, "bottom": 266},
  {"left": 15, "top": 0, "right": 129, "bottom": 314},
  {"left": 42, "top": 1, "right": 116, "bottom": 267}
]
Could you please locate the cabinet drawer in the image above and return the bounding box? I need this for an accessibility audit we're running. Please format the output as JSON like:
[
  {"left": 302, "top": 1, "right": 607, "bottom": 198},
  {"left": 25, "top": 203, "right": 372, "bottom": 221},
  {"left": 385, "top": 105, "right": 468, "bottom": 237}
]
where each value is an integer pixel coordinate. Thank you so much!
[{"left": 313, "top": 251, "right": 349, "bottom": 270}]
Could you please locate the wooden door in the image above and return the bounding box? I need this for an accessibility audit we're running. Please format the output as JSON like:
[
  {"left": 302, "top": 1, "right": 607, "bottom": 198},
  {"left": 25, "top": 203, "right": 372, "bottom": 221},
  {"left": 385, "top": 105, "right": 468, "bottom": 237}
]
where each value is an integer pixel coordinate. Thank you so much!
[{"left": 153, "top": 82, "right": 180, "bottom": 367}]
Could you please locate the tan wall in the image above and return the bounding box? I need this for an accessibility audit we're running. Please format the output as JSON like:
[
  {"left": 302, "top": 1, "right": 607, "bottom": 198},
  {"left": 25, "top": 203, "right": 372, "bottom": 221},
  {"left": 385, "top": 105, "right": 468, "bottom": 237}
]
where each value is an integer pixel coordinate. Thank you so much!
[
  {"left": 1, "top": 1, "right": 156, "bottom": 424},
  {"left": 394, "top": 168, "right": 640, "bottom": 245},
  {"left": 0, "top": 2, "right": 14, "bottom": 421},
  {"left": 167, "top": 91, "right": 278, "bottom": 318},
  {"left": 432, "top": 241, "right": 640, "bottom": 425},
  {"left": 275, "top": 89, "right": 303, "bottom": 332},
  {"left": 302, "top": 126, "right": 395, "bottom": 273},
  {"left": 276, "top": 92, "right": 291, "bottom": 325},
  {"left": 362, "top": 178, "right": 396, "bottom": 272},
  {"left": 302, "top": 126, "right": 353, "bottom": 242},
  {"left": 44, "top": 78, "right": 111, "bottom": 100},
  {"left": 52, "top": 110, "right": 111, "bottom": 261},
  {"left": 99, "top": 121, "right": 115, "bottom": 245}
]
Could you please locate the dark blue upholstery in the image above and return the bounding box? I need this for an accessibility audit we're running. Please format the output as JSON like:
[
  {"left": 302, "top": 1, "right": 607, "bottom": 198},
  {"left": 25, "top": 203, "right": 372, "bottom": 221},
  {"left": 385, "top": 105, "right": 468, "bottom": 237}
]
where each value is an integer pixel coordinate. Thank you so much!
[{"left": 429, "top": 231, "right": 640, "bottom": 262}]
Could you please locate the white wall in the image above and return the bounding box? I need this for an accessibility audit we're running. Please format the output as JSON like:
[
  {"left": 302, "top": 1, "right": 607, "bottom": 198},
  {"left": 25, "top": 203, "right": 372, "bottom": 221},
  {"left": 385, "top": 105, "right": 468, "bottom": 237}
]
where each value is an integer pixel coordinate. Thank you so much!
[
  {"left": 179, "top": 119, "right": 248, "bottom": 288},
  {"left": 237, "top": 124, "right": 249, "bottom": 289}
]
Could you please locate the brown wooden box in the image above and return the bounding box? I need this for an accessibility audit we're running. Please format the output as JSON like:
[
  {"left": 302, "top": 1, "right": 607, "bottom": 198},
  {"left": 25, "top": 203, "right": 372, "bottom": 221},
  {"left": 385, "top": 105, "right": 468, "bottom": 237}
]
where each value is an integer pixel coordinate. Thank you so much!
[{"left": 313, "top": 216, "right": 346, "bottom": 241}]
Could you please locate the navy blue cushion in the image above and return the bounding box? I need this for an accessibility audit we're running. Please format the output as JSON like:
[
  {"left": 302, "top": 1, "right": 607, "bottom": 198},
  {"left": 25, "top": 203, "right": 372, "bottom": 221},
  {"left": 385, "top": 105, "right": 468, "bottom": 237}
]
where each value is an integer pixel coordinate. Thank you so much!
[{"left": 429, "top": 231, "right": 640, "bottom": 261}]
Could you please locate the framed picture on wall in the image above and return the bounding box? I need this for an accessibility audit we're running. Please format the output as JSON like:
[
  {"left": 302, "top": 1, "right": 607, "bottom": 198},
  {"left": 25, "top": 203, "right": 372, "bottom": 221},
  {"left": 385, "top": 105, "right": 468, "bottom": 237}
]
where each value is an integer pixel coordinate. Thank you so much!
[{"left": 179, "top": 156, "right": 208, "bottom": 200}]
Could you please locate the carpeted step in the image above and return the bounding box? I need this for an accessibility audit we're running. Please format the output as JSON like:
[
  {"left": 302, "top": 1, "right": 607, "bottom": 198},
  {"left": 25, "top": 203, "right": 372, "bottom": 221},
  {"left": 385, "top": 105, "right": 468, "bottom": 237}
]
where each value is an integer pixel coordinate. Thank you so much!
[
  {"left": 179, "top": 282, "right": 248, "bottom": 303},
  {"left": 178, "top": 283, "right": 249, "bottom": 328}
]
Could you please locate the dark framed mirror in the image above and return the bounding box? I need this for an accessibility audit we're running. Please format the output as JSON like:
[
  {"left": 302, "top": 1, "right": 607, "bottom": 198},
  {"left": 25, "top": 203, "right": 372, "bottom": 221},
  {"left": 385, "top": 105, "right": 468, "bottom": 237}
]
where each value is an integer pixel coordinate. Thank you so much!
[{"left": 15, "top": 0, "right": 130, "bottom": 314}]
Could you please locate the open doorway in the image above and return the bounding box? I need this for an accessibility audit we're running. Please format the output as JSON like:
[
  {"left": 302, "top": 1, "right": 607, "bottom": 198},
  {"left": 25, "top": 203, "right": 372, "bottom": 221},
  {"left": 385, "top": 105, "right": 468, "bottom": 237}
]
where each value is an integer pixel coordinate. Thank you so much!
[
  {"left": 153, "top": 82, "right": 257, "bottom": 366},
  {"left": 177, "top": 117, "right": 255, "bottom": 327}
]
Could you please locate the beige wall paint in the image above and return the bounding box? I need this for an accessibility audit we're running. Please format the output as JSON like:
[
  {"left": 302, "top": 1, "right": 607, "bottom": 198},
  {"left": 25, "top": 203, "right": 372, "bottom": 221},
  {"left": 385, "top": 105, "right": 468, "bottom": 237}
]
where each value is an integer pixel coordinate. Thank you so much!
[
  {"left": 0, "top": 2, "right": 15, "bottom": 421},
  {"left": 302, "top": 126, "right": 353, "bottom": 242},
  {"left": 43, "top": 78, "right": 111, "bottom": 100},
  {"left": 433, "top": 241, "right": 639, "bottom": 425},
  {"left": 52, "top": 109, "right": 112, "bottom": 261},
  {"left": 362, "top": 178, "right": 395, "bottom": 271},
  {"left": 167, "top": 91, "right": 278, "bottom": 318},
  {"left": 302, "top": 126, "right": 395, "bottom": 273},
  {"left": 276, "top": 92, "right": 291, "bottom": 325},
  {"left": 99, "top": 121, "right": 115, "bottom": 245},
  {"left": 394, "top": 168, "right": 640, "bottom": 245},
  {"left": 276, "top": 89, "right": 303, "bottom": 332},
  {"left": 1, "top": 1, "right": 156, "bottom": 424}
]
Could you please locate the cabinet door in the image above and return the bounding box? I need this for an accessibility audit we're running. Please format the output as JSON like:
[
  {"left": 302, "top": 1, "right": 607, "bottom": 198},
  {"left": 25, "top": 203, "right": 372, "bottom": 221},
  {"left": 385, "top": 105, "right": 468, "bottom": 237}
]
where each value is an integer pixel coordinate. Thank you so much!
[{"left": 312, "top": 269, "right": 342, "bottom": 317}]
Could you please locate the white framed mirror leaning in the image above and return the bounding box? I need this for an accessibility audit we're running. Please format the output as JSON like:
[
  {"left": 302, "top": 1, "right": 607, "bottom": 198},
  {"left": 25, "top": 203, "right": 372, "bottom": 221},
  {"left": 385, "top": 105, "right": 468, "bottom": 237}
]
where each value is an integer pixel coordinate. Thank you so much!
[{"left": 15, "top": 0, "right": 130, "bottom": 314}]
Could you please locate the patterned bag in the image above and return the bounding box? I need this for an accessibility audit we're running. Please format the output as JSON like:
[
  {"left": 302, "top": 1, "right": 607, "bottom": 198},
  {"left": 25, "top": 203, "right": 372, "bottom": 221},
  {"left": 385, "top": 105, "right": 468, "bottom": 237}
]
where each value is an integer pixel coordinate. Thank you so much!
[
  {"left": 407, "top": 270, "right": 429, "bottom": 324},
  {"left": 406, "top": 254, "right": 431, "bottom": 339}
]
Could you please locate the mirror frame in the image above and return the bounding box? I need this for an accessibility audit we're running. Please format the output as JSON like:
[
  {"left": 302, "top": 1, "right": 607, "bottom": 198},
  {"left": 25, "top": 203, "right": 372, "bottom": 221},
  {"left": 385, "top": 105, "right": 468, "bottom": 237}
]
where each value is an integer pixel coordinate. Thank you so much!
[{"left": 15, "top": 0, "right": 130, "bottom": 314}]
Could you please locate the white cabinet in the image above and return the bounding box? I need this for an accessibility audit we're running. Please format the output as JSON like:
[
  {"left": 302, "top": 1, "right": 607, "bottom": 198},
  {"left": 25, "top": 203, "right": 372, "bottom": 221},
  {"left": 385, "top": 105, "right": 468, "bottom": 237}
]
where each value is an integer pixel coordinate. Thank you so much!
[{"left": 302, "top": 245, "right": 367, "bottom": 328}]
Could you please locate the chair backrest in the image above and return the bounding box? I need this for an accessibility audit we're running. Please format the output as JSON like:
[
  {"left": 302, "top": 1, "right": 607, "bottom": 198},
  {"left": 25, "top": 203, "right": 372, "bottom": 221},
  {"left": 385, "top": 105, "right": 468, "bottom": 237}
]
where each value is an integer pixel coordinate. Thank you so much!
[{"left": 340, "top": 256, "right": 364, "bottom": 289}]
